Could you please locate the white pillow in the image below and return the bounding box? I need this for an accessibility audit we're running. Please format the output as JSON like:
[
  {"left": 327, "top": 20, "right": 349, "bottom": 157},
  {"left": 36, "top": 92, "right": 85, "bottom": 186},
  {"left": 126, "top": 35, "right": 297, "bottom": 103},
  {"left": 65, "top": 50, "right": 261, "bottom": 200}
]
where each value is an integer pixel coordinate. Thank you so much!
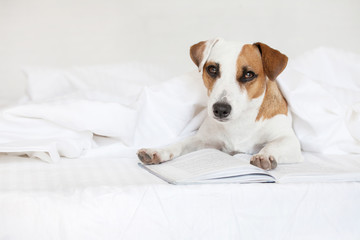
[{"left": 23, "top": 62, "right": 173, "bottom": 101}]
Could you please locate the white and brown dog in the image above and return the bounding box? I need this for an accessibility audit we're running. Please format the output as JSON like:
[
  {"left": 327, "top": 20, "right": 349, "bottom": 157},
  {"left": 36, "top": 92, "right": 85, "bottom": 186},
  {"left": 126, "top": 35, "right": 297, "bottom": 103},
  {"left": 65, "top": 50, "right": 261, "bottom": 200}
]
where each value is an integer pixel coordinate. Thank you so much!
[{"left": 137, "top": 38, "right": 302, "bottom": 170}]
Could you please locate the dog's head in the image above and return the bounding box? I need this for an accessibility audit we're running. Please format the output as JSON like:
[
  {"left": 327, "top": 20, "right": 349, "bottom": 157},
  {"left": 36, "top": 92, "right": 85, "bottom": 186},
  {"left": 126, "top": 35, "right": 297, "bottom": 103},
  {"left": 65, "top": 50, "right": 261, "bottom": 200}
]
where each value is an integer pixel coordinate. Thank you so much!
[{"left": 190, "top": 38, "right": 288, "bottom": 123}]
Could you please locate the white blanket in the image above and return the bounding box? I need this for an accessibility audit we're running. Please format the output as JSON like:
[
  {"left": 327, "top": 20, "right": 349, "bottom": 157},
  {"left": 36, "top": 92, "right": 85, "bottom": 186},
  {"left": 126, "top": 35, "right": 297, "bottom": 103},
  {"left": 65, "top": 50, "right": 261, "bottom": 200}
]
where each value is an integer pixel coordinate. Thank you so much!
[
  {"left": 1, "top": 49, "right": 360, "bottom": 162},
  {"left": 278, "top": 47, "right": 360, "bottom": 154},
  {"left": 0, "top": 63, "right": 207, "bottom": 162}
]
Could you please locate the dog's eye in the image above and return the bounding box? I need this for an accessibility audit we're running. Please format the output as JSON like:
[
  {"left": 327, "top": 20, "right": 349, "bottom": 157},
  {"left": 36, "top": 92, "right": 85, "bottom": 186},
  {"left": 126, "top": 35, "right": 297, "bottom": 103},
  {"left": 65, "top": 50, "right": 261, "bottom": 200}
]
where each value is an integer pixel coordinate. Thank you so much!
[
  {"left": 245, "top": 71, "right": 255, "bottom": 79},
  {"left": 206, "top": 65, "right": 218, "bottom": 77},
  {"left": 239, "top": 71, "right": 257, "bottom": 83}
]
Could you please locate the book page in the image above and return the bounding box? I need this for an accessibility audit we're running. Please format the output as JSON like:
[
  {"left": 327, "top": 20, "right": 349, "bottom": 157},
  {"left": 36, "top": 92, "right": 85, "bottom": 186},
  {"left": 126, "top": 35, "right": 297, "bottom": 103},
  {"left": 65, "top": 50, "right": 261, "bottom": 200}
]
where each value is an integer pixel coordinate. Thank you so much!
[
  {"left": 140, "top": 149, "right": 272, "bottom": 183},
  {"left": 272, "top": 152, "right": 360, "bottom": 183}
]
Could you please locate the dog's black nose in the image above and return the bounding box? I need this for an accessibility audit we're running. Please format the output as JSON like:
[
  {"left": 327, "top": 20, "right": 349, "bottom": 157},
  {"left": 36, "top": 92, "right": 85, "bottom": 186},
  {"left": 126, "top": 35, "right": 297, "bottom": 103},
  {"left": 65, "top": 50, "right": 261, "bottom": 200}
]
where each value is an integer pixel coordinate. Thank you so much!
[{"left": 213, "top": 102, "right": 232, "bottom": 119}]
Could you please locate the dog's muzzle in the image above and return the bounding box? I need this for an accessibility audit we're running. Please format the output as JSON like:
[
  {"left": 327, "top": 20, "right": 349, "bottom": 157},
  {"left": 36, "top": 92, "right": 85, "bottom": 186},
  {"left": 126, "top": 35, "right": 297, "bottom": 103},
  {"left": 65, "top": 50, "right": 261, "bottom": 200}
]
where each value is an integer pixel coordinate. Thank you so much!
[{"left": 212, "top": 102, "right": 231, "bottom": 120}]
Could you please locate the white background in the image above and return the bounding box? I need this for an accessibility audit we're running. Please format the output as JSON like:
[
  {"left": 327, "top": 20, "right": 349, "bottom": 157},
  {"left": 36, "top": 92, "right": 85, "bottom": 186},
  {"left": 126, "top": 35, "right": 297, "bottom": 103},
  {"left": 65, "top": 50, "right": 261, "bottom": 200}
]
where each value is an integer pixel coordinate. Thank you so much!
[{"left": 1, "top": 0, "right": 360, "bottom": 100}]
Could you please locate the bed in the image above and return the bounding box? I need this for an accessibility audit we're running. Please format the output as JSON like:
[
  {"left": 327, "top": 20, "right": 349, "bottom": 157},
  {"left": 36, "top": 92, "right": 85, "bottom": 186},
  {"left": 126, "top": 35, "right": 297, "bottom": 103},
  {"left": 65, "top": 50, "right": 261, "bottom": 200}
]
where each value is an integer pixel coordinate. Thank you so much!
[
  {"left": 1, "top": 1, "right": 360, "bottom": 238},
  {"left": 0, "top": 47, "right": 360, "bottom": 239}
]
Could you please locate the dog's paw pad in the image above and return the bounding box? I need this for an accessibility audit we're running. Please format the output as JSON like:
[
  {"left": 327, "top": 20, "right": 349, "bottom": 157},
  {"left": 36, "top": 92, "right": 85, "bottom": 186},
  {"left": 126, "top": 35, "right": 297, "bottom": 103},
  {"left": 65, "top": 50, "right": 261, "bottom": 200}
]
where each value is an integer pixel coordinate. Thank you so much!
[
  {"left": 250, "top": 154, "right": 277, "bottom": 170},
  {"left": 137, "top": 149, "right": 161, "bottom": 165}
]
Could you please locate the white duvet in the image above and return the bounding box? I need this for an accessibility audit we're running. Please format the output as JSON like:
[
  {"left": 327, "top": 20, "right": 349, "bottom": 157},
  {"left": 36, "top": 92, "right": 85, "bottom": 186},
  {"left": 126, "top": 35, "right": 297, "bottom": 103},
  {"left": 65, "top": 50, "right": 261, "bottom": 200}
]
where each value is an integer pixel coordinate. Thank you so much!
[
  {"left": 0, "top": 63, "right": 207, "bottom": 162},
  {"left": 278, "top": 47, "right": 360, "bottom": 154},
  {"left": 1, "top": 48, "right": 360, "bottom": 162}
]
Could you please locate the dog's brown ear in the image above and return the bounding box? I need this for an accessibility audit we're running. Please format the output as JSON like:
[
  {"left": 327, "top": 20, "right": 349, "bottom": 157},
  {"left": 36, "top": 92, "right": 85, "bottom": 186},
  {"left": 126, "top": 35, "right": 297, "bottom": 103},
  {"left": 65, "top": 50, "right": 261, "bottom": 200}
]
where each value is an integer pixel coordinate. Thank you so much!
[
  {"left": 253, "top": 42, "right": 288, "bottom": 81},
  {"left": 190, "top": 38, "right": 220, "bottom": 72},
  {"left": 190, "top": 41, "right": 206, "bottom": 68}
]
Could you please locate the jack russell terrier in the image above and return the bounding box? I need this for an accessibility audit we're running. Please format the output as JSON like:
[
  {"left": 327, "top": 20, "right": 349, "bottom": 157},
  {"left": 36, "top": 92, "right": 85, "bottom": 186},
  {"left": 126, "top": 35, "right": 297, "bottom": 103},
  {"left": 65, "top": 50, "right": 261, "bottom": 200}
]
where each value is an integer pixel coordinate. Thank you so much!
[{"left": 137, "top": 38, "right": 303, "bottom": 170}]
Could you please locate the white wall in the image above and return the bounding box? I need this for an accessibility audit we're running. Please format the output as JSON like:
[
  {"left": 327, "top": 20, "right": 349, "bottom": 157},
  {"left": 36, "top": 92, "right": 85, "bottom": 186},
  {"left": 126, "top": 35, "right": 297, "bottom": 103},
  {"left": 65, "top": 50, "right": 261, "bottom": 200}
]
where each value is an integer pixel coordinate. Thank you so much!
[{"left": 1, "top": 0, "right": 360, "bottom": 100}]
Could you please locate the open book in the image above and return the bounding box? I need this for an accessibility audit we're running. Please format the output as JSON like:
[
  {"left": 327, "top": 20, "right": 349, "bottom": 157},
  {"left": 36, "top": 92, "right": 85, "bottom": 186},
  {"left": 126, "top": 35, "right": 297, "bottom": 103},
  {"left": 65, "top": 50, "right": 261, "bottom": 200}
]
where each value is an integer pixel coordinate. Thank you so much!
[{"left": 138, "top": 148, "right": 275, "bottom": 184}]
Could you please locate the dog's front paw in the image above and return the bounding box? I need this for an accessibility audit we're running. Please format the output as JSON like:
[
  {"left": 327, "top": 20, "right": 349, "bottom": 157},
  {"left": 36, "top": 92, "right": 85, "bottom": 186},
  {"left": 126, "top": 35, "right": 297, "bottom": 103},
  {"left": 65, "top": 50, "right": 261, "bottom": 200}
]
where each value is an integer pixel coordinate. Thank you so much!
[
  {"left": 137, "top": 149, "right": 174, "bottom": 165},
  {"left": 250, "top": 154, "right": 277, "bottom": 170},
  {"left": 137, "top": 149, "right": 161, "bottom": 164}
]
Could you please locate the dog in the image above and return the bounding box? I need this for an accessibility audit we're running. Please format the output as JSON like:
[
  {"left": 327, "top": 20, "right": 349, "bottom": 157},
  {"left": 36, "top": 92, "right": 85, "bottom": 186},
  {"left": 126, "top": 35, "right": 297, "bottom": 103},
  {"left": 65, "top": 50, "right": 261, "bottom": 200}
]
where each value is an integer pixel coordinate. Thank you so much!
[{"left": 137, "top": 38, "right": 302, "bottom": 170}]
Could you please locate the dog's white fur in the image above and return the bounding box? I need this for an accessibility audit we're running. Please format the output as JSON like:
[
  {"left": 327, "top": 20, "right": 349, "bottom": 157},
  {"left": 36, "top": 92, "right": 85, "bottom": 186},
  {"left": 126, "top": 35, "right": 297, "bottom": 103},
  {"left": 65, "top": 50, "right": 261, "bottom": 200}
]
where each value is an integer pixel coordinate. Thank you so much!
[{"left": 137, "top": 38, "right": 302, "bottom": 170}]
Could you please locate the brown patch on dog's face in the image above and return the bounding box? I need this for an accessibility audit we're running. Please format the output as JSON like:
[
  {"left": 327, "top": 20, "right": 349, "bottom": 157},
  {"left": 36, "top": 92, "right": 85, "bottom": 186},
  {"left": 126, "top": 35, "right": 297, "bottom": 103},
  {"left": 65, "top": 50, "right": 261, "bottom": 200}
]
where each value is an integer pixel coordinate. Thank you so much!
[
  {"left": 202, "top": 61, "right": 221, "bottom": 95},
  {"left": 236, "top": 44, "right": 266, "bottom": 99}
]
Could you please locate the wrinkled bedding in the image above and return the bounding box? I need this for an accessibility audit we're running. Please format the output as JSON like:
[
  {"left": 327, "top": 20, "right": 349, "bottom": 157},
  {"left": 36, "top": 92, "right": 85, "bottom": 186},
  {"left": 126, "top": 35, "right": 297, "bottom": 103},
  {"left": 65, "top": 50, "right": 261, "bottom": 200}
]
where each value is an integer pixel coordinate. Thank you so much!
[
  {"left": 1, "top": 48, "right": 360, "bottom": 162},
  {"left": 278, "top": 47, "right": 360, "bottom": 154},
  {"left": 0, "top": 64, "right": 207, "bottom": 162}
]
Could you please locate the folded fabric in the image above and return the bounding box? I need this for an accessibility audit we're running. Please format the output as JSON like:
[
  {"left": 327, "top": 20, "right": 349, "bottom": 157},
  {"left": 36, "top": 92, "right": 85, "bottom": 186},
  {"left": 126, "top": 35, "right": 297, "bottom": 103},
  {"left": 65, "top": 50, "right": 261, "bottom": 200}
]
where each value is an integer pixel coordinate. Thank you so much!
[{"left": 0, "top": 116, "right": 93, "bottom": 162}]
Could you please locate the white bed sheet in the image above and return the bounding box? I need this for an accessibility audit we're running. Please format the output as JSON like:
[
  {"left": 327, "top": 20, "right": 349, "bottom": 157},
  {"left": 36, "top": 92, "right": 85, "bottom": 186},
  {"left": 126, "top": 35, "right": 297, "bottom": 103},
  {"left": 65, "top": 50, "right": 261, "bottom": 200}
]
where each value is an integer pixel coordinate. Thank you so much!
[{"left": 0, "top": 144, "right": 359, "bottom": 240}]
